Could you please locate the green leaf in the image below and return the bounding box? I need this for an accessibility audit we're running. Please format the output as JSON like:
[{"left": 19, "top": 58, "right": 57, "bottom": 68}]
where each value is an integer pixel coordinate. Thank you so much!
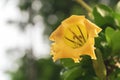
[
  {"left": 61, "top": 66, "right": 84, "bottom": 80},
  {"left": 112, "top": 1, "right": 120, "bottom": 27},
  {"left": 61, "top": 56, "right": 97, "bottom": 80},
  {"left": 112, "top": 12, "right": 120, "bottom": 27},
  {"left": 105, "top": 27, "right": 120, "bottom": 51},
  {"left": 60, "top": 58, "right": 79, "bottom": 68},
  {"left": 115, "top": 1, "right": 120, "bottom": 13},
  {"left": 61, "top": 66, "right": 98, "bottom": 80},
  {"left": 93, "top": 7, "right": 105, "bottom": 26},
  {"left": 111, "top": 31, "right": 120, "bottom": 52},
  {"left": 93, "top": 4, "right": 114, "bottom": 28},
  {"left": 96, "top": 4, "right": 112, "bottom": 14},
  {"left": 60, "top": 56, "right": 91, "bottom": 68},
  {"left": 105, "top": 27, "right": 115, "bottom": 45}
]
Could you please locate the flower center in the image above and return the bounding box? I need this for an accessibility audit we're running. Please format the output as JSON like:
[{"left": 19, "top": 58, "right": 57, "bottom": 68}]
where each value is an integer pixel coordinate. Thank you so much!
[{"left": 64, "top": 24, "right": 88, "bottom": 49}]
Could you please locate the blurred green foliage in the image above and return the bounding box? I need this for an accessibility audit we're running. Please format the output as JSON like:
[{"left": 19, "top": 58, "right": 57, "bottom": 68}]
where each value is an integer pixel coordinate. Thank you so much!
[
  {"left": 10, "top": 52, "right": 62, "bottom": 80},
  {"left": 9, "top": 0, "right": 120, "bottom": 80}
]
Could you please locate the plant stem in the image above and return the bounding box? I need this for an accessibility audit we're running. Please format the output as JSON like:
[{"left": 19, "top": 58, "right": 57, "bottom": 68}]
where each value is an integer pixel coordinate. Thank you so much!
[{"left": 75, "top": 0, "right": 92, "bottom": 13}]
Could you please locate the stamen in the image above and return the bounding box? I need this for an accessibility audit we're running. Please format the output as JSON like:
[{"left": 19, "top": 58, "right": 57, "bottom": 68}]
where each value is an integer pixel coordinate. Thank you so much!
[
  {"left": 77, "top": 25, "right": 86, "bottom": 42},
  {"left": 64, "top": 25, "right": 88, "bottom": 48},
  {"left": 64, "top": 37, "right": 82, "bottom": 46},
  {"left": 68, "top": 28, "right": 83, "bottom": 43}
]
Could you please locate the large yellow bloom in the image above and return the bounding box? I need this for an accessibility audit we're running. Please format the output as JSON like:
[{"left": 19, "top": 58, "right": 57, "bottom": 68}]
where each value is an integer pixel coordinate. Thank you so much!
[{"left": 49, "top": 15, "right": 102, "bottom": 63}]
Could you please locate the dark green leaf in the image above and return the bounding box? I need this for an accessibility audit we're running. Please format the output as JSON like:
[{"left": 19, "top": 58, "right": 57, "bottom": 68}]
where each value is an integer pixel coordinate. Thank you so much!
[
  {"left": 93, "top": 4, "right": 115, "bottom": 28},
  {"left": 112, "top": 12, "right": 120, "bottom": 27},
  {"left": 60, "top": 58, "right": 79, "bottom": 68},
  {"left": 61, "top": 66, "right": 84, "bottom": 80},
  {"left": 93, "top": 7, "right": 106, "bottom": 26}
]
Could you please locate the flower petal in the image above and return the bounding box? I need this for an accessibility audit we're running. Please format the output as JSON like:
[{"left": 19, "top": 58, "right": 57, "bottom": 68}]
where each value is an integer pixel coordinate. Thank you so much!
[{"left": 84, "top": 19, "right": 102, "bottom": 37}]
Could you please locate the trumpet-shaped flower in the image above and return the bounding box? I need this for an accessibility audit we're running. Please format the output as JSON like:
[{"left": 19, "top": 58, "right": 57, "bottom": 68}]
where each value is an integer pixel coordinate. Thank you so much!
[{"left": 49, "top": 15, "right": 102, "bottom": 63}]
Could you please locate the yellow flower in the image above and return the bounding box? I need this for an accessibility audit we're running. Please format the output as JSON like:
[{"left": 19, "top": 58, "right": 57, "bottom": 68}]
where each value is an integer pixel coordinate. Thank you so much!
[{"left": 49, "top": 15, "right": 102, "bottom": 63}]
